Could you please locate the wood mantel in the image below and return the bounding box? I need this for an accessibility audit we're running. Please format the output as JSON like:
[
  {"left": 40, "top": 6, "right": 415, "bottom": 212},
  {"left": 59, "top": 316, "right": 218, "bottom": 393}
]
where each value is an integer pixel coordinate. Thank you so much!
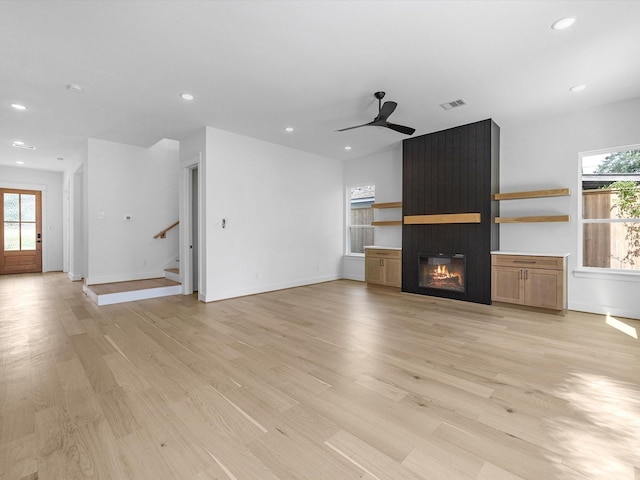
[{"left": 403, "top": 213, "right": 481, "bottom": 225}]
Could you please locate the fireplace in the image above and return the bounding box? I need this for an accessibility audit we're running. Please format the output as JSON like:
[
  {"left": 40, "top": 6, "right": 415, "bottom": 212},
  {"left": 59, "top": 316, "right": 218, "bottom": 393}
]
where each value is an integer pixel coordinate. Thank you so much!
[
  {"left": 403, "top": 119, "right": 499, "bottom": 304},
  {"left": 419, "top": 253, "right": 466, "bottom": 293}
]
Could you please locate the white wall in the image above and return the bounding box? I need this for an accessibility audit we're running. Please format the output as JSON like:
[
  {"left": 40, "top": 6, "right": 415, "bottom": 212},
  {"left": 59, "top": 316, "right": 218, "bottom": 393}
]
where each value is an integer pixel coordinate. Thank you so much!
[
  {"left": 338, "top": 97, "right": 640, "bottom": 319},
  {"left": 85, "top": 138, "right": 180, "bottom": 284},
  {"left": 200, "top": 126, "right": 344, "bottom": 302},
  {"left": 500, "top": 97, "right": 640, "bottom": 319},
  {"left": 0, "top": 165, "right": 64, "bottom": 272},
  {"left": 343, "top": 144, "right": 403, "bottom": 281}
]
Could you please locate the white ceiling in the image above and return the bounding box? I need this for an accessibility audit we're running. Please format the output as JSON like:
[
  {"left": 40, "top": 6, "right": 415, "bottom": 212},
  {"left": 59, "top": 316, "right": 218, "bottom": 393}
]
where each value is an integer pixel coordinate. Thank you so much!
[{"left": 1, "top": 1, "right": 640, "bottom": 173}]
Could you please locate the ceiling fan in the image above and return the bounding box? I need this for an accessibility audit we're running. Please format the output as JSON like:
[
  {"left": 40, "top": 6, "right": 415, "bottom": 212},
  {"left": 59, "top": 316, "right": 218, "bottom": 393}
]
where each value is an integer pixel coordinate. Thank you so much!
[{"left": 337, "top": 91, "right": 416, "bottom": 136}]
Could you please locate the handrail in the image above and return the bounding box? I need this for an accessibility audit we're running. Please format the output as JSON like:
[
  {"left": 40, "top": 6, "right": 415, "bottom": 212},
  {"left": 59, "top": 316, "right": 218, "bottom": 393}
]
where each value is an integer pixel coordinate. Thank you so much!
[{"left": 153, "top": 221, "right": 179, "bottom": 239}]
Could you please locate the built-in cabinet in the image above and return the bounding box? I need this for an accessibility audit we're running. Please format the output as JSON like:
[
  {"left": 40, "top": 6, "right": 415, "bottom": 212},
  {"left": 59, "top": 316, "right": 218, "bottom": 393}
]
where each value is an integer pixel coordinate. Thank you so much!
[
  {"left": 491, "top": 253, "right": 567, "bottom": 311},
  {"left": 365, "top": 247, "right": 402, "bottom": 288}
]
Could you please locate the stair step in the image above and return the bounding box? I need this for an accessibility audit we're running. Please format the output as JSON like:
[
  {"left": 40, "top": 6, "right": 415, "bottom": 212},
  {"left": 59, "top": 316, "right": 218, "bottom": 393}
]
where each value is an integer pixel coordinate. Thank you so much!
[
  {"left": 84, "top": 278, "right": 181, "bottom": 306},
  {"left": 164, "top": 268, "right": 180, "bottom": 283}
]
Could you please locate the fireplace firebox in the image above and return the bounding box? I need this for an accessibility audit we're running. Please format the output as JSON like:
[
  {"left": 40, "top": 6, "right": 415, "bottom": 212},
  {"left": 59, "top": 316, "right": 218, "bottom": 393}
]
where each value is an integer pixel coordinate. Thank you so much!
[{"left": 419, "top": 253, "right": 466, "bottom": 293}]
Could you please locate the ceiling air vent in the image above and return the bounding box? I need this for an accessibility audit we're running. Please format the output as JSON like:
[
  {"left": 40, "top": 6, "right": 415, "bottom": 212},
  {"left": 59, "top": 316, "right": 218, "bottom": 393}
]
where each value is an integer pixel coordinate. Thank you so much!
[{"left": 440, "top": 99, "right": 467, "bottom": 110}]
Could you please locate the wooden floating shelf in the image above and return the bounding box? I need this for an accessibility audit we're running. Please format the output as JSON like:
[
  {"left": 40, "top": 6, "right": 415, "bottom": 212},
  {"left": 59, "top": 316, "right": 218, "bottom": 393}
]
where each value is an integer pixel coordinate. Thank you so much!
[
  {"left": 495, "top": 215, "right": 570, "bottom": 224},
  {"left": 493, "top": 188, "right": 570, "bottom": 201},
  {"left": 404, "top": 213, "right": 481, "bottom": 225},
  {"left": 371, "top": 220, "right": 402, "bottom": 226},
  {"left": 372, "top": 202, "right": 402, "bottom": 209},
  {"left": 372, "top": 202, "right": 402, "bottom": 226}
]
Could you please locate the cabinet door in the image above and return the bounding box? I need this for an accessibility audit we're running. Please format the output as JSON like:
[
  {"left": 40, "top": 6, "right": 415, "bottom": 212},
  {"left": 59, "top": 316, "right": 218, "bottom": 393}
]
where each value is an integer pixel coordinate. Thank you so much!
[
  {"left": 491, "top": 266, "right": 524, "bottom": 304},
  {"left": 524, "top": 268, "right": 563, "bottom": 310},
  {"left": 365, "top": 257, "right": 384, "bottom": 284},
  {"left": 383, "top": 258, "right": 402, "bottom": 287}
]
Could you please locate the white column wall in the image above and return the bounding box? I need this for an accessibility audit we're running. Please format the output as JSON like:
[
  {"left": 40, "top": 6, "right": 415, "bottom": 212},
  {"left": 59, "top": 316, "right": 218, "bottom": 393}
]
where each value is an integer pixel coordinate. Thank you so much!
[
  {"left": 201, "top": 127, "right": 344, "bottom": 302},
  {"left": 85, "top": 138, "right": 180, "bottom": 284}
]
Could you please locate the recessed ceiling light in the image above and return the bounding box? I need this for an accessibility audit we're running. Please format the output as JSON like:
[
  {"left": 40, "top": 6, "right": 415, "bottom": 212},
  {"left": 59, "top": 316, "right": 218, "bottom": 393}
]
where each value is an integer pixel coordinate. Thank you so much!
[
  {"left": 551, "top": 17, "right": 576, "bottom": 30},
  {"left": 13, "top": 140, "right": 24, "bottom": 145},
  {"left": 570, "top": 84, "right": 587, "bottom": 92},
  {"left": 13, "top": 142, "right": 36, "bottom": 150},
  {"left": 11, "top": 103, "right": 27, "bottom": 111},
  {"left": 344, "top": 146, "right": 352, "bottom": 151},
  {"left": 284, "top": 127, "right": 294, "bottom": 133},
  {"left": 180, "top": 93, "right": 194, "bottom": 101},
  {"left": 66, "top": 83, "right": 83, "bottom": 93},
  {"left": 16, "top": 161, "right": 24, "bottom": 165}
]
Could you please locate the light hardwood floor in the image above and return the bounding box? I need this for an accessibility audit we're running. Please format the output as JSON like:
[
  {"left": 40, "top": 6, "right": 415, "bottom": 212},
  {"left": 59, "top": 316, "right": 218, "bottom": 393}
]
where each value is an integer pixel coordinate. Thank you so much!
[{"left": 1, "top": 273, "right": 639, "bottom": 480}]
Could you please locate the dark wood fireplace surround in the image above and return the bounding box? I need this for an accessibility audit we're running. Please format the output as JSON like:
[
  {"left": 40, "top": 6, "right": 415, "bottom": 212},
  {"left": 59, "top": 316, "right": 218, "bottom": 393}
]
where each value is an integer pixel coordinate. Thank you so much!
[{"left": 402, "top": 119, "right": 500, "bottom": 305}]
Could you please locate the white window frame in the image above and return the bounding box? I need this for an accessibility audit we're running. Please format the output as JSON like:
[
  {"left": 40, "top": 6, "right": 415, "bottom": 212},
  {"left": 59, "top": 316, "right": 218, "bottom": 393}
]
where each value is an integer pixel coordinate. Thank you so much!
[
  {"left": 576, "top": 144, "right": 640, "bottom": 282},
  {"left": 346, "top": 183, "right": 375, "bottom": 257}
]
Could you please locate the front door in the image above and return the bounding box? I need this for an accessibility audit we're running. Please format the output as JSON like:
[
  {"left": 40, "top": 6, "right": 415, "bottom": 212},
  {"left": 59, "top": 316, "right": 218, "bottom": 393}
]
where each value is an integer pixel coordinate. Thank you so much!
[{"left": 0, "top": 188, "right": 42, "bottom": 274}]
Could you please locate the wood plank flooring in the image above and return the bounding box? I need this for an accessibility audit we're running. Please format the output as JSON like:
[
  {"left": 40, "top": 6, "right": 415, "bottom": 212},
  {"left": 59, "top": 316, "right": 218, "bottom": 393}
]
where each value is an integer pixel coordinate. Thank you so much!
[{"left": 1, "top": 273, "right": 639, "bottom": 479}]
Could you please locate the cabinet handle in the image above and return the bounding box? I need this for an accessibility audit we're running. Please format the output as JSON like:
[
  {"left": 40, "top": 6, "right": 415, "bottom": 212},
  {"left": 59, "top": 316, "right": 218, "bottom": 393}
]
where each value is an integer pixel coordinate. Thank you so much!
[
  {"left": 380, "top": 259, "right": 384, "bottom": 266},
  {"left": 520, "top": 269, "right": 523, "bottom": 279},
  {"left": 525, "top": 269, "right": 528, "bottom": 280},
  {"left": 514, "top": 260, "right": 536, "bottom": 264}
]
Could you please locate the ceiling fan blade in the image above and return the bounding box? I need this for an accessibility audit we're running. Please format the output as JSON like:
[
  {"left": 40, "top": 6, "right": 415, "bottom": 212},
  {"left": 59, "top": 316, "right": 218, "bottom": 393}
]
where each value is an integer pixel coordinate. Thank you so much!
[
  {"left": 385, "top": 122, "right": 416, "bottom": 135},
  {"left": 336, "top": 121, "right": 374, "bottom": 132},
  {"left": 377, "top": 101, "right": 397, "bottom": 122}
]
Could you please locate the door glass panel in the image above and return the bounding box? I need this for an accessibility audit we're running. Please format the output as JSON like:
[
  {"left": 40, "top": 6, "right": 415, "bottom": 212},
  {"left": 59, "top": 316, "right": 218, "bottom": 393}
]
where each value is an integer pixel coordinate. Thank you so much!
[
  {"left": 21, "top": 194, "right": 36, "bottom": 222},
  {"left": 21, "top": 223, "right": 36, "bottom": 250},
  {"left": 4, "top": 193, "right": 20, "bottom": 221},
  {"left": 4, "top": 222, "right": 20, "bottom": 250}
]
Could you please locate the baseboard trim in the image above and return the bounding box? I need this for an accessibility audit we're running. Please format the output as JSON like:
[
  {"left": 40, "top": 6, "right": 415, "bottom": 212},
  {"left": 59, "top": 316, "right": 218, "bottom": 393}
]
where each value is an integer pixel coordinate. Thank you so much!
[
  {"left": 568, "top": 302, "right": 639, "bottom": 321},
  {"left": 202, "top": 274, "right": 342, "bottom": 303}
]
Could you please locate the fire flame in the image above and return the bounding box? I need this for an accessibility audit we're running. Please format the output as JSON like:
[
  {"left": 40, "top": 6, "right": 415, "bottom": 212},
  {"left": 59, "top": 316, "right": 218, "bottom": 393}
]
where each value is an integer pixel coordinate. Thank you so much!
[{"left": 432, "top": 264, "right": 462, "bottom": 284}]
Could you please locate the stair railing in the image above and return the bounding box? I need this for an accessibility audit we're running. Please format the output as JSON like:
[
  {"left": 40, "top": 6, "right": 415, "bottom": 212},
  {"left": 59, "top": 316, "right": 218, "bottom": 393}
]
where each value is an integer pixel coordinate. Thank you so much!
[{"left": 153, "top": 221, "right": 179, "bottom": 239}]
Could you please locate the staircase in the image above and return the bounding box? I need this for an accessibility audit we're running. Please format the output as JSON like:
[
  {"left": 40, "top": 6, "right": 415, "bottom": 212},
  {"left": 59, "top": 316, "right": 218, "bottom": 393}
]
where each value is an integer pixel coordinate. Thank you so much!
[
  {"left": 164, "top": 267, "right": 180, "bottom": 282},
  {"left": 84, "top": 221, "right": 182, "bottom": 306}
]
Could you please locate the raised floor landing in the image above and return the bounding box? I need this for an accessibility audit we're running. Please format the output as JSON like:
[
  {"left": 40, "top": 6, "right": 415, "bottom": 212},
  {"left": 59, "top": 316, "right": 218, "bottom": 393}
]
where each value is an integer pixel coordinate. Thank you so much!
[{"left": 84, "top": 277, "right": 181, "bottom": 305}]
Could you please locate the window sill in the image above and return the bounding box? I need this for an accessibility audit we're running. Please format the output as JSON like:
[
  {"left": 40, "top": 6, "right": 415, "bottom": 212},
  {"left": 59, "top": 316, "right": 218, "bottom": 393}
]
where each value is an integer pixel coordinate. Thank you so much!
[
  {"left": 573, "top": 268, "right": 640, "bottom": 283},
  {"left": 344, "top": 253, "right": 365, "bottom": 259}
]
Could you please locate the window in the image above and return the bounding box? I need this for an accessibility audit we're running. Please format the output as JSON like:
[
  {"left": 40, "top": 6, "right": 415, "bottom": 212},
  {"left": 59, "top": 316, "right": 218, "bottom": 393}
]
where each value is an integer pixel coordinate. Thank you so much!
[
  {"left": 581, "top": 146, "right": 640, "bottom": 271},
  {"left": 348, "top": 184, "right": 375, "bottom": 254},
  {"left": 3, "top": 191, "right": 37, "bottom": 251}
]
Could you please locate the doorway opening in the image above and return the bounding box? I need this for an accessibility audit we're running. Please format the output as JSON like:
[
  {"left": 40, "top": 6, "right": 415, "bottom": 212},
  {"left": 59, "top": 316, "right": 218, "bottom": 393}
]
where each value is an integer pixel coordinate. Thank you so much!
[
  {"left": 181, "top": 154, "right": 203, "bottom": 299},
  {"left": 190, "top": 167, "right": 199, "bottom": 292}
]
